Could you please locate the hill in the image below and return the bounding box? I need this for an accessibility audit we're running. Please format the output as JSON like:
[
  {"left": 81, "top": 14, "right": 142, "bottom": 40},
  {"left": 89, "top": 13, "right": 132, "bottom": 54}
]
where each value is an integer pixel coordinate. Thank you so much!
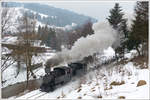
[{"left": 6, "top": 2, "right": 97, "bottom": 27}]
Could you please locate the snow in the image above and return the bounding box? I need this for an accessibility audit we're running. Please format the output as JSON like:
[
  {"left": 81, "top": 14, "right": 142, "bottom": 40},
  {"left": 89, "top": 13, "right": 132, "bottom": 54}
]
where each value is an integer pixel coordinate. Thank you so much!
[
  {"left": 16, "top": 79, "right": 82, "bottom": 99},
  {"left": 1, "top": 52, "right": 55, "bottom": 88},
  {"left": 124, "top": 49, "right": 138, "bottom": 60},
  {"left": 2, "top": 35, "right": 149, "bottom": 99},
  {"left": 2, "top": 63, "right": 26, "bottom": 87},
  {"left": 51, "top": 16, "right": 57, "bottom": 19},
  {"left": 12, "top": 60, "right": 149, "bottom": 99},
  {"left": 65, "top": 63, "right": 149, "bottom": 99},
  {"left": 71, "top": 23, "right": 77, "bottom": 27},
  {"left": 1, "top": 36, "right": 18, "bottom": 44},
  {"left": 32, "top": 53, "right": 56, "bottom": 66},
  {"left": 55, "top": 22, "right": 77, "bottom": 31},
  {"left": 103, "top": 47, "right": 115, "bottom": 58},
  {"left": 36, "top": 21, "right": 45, "bottom": 28},
  {"left": 3, "top": 6, "right": 78, "bottom": 33},
  {"left": 1, "top": 36, "right": 56, "bottom": 89},
  {"left": 4, "top": 7, "right": 23, "bottom": 33},
  {"left": 38, "top": 13, "right": 48, "bottom": 19},
  {"left": 123, "top": 12, "right": 134, "bottom": 29}
]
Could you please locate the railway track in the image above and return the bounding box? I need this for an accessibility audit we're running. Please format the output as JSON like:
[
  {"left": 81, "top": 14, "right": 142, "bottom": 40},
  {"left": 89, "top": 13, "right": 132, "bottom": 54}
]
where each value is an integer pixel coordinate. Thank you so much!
[
  {"left": 17, "top": 58, "right": 117, "bottom": 99},
  {"left": 33, "top": 92, "right": 47, "bottom": 99},
  {"left": 26, "top": 91, "right": 47, "bottom": 99}
]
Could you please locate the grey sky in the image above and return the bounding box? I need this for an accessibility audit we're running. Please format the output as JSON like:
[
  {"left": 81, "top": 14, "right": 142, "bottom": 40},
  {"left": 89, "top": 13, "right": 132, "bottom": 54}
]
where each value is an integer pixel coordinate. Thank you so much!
[{"left": 43, "top": 1, "right": 136, "bottom": 21}]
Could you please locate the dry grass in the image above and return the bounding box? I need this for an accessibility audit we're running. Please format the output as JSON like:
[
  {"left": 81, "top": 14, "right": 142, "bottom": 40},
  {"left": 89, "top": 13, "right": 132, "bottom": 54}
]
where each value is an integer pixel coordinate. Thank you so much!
[
  {"left": 78, "top": 85, "right": 82, "bottom": 89},
  {"left": 110, "top": 81, "right": 125, "bottom": 86},
  {"left": 97, "top": 95, "right": 102, "bottom": 98},
  {"left": 104, "top": 86, "right": 113, "bottom": 90},
  {"left": 57, "top": 96, "right": 60, "bottom": 99},
  {"left": 115, "top": 55, "right": 148, "bottom": 69},
  {"left": 91, "top": 87, "right": 95, "bottom": 90},
  {"left": 91, "top": 89, "right": 95, "bottom": 92},
  {"left": 137, "top": 80, "right": 146, "bottom": 87},
  {"left": 115, "top": 59, "right": 128, "bottom": 65},
  {"left": 118, "top": 96, "right": 125, "bottom": 99},
  {"left": 88, "top": 82, "right": 92, "bottom": 85},
  {"left": 95, "top": 83, "right": 99, "bottom": 86},
  {"left": 77, "top": 96, "right": 82, "bottom": 99},
  {"left": 61, "top": 90, "right": 66, "bottom": 98},
  {"left": 130, "top": 56, "right": 148, "bottom": 69},
  {"left": 77, "top": 88, "right": 82, "bottom": 93}
]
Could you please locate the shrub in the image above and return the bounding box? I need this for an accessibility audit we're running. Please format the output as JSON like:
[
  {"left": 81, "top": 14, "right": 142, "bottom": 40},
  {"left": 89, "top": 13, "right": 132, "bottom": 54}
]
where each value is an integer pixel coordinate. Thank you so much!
[
  {"left": 78, "top": 96, "right": 82, "bottom": 99},
  {"left": 97, "top": 95, "right": 102, "bottom": 98},
  {"left": 110, "top": 81, "right": 125, "bottom": 86},
  {"left": 118, "top": 96, "right": 125, "bottom": 99},
  {"left": 137, "top": 80, "right": 146, "bottom": 87}
]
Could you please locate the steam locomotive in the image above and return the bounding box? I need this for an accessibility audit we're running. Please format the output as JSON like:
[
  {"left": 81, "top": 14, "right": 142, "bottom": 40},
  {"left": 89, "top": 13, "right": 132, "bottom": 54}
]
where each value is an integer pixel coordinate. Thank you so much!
[{"left": 40, "top": 62, "right": 87, "bottom": 92}]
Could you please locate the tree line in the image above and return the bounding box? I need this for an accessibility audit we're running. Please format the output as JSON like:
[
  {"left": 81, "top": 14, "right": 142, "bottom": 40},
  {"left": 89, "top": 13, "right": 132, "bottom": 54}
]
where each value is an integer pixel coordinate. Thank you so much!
[
  {"left": 107, "top": 1, "right": 148, "bottom": 60},
  {"left": 37, "top": 19, "right": 94, "bottom": 51}
]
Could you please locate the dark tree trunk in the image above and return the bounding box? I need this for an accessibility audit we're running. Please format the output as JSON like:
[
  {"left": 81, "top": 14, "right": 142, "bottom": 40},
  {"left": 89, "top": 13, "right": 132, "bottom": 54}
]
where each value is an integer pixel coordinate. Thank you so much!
[
  {"left": 15, "top": 56, "right": 21, "bottom": 78},
  {"left": 136, "top": 46, "right": 141, "bottom": 56}
]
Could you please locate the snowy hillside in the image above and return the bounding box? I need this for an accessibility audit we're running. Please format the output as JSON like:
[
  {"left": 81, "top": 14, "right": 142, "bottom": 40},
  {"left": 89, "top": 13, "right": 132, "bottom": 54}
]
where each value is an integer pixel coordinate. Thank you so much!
[
  {"left": 13, "top": 61, "right": 149, "bottom": 99},
  {"left": 4, "top": 2, "right": 97, "bottom": 30},
  {"left": 7, "top": 48, "right": 149, "bottom": 99},
  {"left": 5, "top": 7, "right": 79, "bottom": 34}
]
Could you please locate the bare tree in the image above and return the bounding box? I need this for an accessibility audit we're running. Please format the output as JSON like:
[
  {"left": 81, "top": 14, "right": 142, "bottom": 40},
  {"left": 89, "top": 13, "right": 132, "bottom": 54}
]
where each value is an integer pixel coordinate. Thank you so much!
[
  {"left": 1, "top": 2, "right": 15, "bottom": 71},
  {"left": 1, "top": 2, "right": 15, "bottom": 35},
  {"left": 68, "top": 20, "right": 94, "bottom": 48},
  {"left": 17, "top": 13, "right": 40, "bottom": 87},
  {"left": 1, "top": 3, "right": 16, "bottom": 84}
]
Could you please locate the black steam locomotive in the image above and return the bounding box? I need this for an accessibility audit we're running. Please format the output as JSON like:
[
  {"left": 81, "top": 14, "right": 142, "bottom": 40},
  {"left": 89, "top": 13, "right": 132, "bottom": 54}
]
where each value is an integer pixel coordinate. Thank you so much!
[{"left": 40, "top": 62, "right": 87, "bottom": 92}]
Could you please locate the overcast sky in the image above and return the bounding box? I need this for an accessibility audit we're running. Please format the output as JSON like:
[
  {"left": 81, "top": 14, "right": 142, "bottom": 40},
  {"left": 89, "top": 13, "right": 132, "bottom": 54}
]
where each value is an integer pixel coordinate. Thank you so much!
[{"left": 43, "top": 1, "right": 136, "bottom": 21}]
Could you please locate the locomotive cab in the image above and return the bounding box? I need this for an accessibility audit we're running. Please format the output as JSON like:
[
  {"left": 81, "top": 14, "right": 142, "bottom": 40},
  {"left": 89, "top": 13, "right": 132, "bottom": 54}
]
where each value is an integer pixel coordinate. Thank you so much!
[{"left": 40, "top": 66, "right": 72, "bottom": 92}]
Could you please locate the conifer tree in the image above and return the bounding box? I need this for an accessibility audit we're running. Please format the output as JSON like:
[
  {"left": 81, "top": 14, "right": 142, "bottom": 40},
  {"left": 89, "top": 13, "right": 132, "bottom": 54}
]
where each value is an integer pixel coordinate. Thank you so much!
[
  {"left": 107, "top": 3, "right": 128, "bottom": 59},
  {"left": 128, "top": 1, "right": 148, "bottom": 56},
  {"left": 107, "top": 3, "right": 124, "bottom": 30}
]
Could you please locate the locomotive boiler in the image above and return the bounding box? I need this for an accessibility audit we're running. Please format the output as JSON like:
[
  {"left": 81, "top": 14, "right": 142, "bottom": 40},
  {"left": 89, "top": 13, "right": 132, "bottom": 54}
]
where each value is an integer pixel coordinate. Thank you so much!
[{"left": 40, "top": 61, "right": 87, "bottom": 92}]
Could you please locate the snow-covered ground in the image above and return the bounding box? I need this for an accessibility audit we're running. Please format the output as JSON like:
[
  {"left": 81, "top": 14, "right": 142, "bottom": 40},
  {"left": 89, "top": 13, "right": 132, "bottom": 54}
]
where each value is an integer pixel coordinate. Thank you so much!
[
  {"left": 1, "top": 36, "right": 18, "bottom": 44},
  {"left": 2, "top": 36, "right": 149, "bottom": 99},
  {"left": 7, "top": 48, "right": 149, "bottom": 99},
  {"left": 2, "top": 52, "right": 56, "bottom": 88},
  {"left": 1, "top": 36, "right": 56, "bottom": 88},
  {"left": 13, "top": 61, "right": 149, "bottom": 99}
]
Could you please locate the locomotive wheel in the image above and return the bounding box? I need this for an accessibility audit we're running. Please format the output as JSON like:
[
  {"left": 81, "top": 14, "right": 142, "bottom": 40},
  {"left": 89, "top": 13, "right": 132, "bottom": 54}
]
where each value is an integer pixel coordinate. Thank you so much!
[
  {"left": 45, "top": 86, "right": 51, "bottom": 92},
  {"left": 40, "top": 84, "right": 45, "bottom": 92},
  {"left": 49, "top": 82, "right": 55, "bottom": 92},
  {"left": 61, "top": 81, "right": 64, "bottom": 85},
  {"left": 40, "top": 84, "right": 50, "bottom": 92}
]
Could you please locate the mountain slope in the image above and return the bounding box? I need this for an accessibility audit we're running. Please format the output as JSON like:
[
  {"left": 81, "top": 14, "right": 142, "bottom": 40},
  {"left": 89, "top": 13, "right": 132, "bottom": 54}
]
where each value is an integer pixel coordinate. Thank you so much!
[{"left": 6, "top": 2, "right": 97, "bottom": 27}]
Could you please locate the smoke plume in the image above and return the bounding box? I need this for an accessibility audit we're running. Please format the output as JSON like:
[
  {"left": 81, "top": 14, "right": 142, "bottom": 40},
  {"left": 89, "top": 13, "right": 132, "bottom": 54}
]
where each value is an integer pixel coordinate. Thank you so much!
[{"left": 47, "top": 21, "right": 118, "bottom": 67}]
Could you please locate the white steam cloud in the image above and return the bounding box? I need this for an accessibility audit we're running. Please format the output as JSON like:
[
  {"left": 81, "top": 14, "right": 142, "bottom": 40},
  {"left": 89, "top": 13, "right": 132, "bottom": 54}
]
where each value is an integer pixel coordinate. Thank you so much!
[{"left": 46, "top": 21, "right": 118, "bottom": 67}]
